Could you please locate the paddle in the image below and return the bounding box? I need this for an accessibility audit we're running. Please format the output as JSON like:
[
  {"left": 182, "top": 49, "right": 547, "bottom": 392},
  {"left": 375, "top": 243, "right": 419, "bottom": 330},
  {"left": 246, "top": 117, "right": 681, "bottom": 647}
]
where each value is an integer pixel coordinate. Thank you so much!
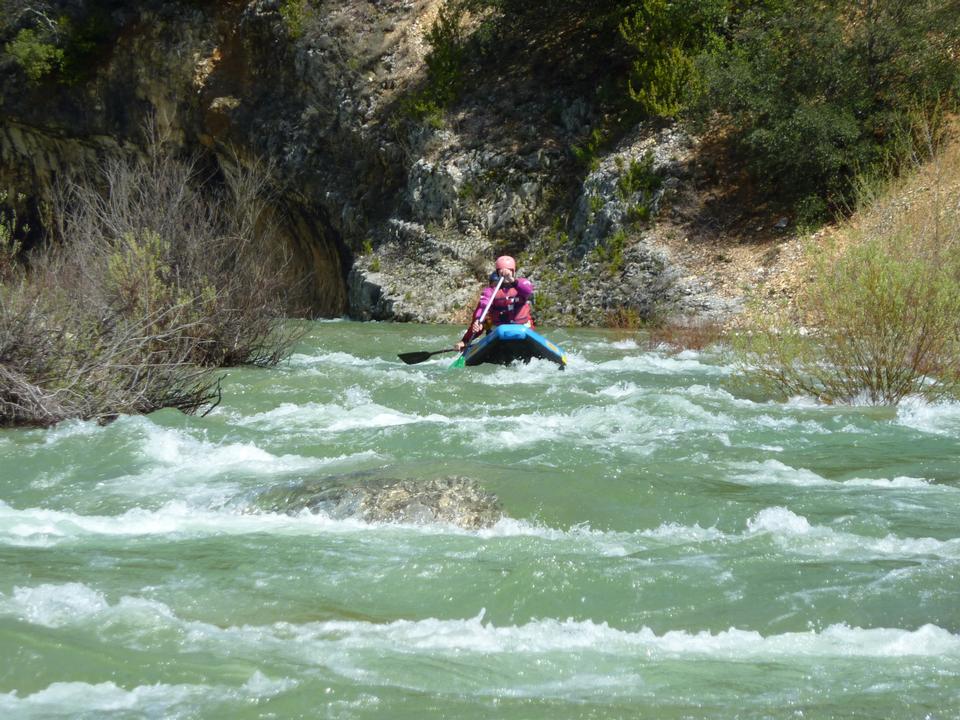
[
  {"left": 450, "top": 273, "right": 505, "bottom": 369},
  {"left": 397, "top": 347, "right": 461, "bottom": 365}
]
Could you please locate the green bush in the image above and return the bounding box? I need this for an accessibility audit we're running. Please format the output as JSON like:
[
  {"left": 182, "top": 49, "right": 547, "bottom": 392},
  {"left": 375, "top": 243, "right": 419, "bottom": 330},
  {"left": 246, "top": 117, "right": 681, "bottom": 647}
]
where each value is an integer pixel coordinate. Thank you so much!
[
  {"left": 692, "top": 0, "right": 960, "bottom": 208},
  {"left": 5, "top": 28, "right": 64, "bottom": 82},
  {"left": 424, "top": 1, "right": 466, "bottom": 106},
  {"left": 4, "top": 8, "right": 124, "bottom": 85},
  {"left": 591, "top": 229, "right": 628, "bottom": 274},
  {"left": 617, "top": 153, "right": 661, "bottom": 198},
  {"left": 739, "top": 112, "right": 960, "bottom": 405},
  {"left": 588, "top": 193, "right": 605, "bottom": 214},
  {"left": 572, "top": 128, "right": 606, "bottom": 171},
  {"left": 619, "top": 0, "right": 723, "bottom": 118},
  {"left": 401, "top": 0, "right": 466, "bottom": 122},
  {"left": 279, "top": 0, "right": 311, "bottom": 39}
]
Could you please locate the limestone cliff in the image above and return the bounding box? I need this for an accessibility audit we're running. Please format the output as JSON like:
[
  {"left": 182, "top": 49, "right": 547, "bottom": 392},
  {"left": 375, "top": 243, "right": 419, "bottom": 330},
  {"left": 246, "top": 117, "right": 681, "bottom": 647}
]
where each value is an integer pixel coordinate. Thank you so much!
[{"left": 1, "top": 0, "right": 757, "bottom": 324}]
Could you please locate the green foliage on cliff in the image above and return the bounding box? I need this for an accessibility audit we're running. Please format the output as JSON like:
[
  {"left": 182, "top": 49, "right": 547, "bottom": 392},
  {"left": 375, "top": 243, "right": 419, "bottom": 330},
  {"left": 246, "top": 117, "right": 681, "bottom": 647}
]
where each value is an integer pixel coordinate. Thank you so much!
[
  {"left": 402, "top": 0, "right": 467, "bottom": 124},
  {"left": 5, "top": 28, "right": 64, "bottom": 82},
  {"left": 591, "top": 228, "right": 628, "bottom": 274},
  {"left": 572, "top": 128, "right": 607, "bottom": 172},
  {"left": 691, "top": 0, "right": 960, "bottom": 209},
  {"left": 3, "top": 5, "right": 122, "bottom": 84},
  {"left": 279, "top": 0, "right": 313, "bottom": 39},
  {"left": 618, "top": 0, "right": 723, "bottom": 118},
  {"left": 616, "top": 153, "right": 661, "bottom": 199},
  {"left": 425, "top": 1, "right": 467, "bottom": 106},
  {"left": 456, "top": 0, "right": 960, "bottom": 213}
]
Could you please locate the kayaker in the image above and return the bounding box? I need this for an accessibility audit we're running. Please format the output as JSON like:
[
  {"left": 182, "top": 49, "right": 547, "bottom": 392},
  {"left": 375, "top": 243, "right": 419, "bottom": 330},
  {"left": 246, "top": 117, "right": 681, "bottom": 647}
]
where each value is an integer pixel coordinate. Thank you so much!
[{"left": 456, "top": 255, "right": 534, "bottom": 350}]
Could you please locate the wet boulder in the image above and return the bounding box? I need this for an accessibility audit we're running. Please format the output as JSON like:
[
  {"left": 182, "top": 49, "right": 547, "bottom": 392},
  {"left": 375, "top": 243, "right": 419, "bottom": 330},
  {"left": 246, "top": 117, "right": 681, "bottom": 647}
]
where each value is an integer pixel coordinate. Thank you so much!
[{"left": 249, "top": 475, "right": 503, "bottom": 530}]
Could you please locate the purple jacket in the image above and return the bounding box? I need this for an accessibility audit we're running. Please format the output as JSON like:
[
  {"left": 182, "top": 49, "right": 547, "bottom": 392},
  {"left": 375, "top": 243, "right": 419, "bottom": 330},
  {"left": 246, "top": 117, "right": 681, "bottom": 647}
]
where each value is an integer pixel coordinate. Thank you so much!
[{"left": 462, "top": 278, "right": 534, "bottom": 344}]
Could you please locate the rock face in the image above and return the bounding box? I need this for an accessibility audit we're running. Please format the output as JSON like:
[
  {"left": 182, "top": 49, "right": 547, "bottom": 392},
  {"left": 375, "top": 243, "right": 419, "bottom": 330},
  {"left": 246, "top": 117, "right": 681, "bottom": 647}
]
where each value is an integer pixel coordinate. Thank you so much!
[
  {"left": 249, "top": 475, "right": 504, "bottom": 529},
  {"left": 1, "top": 0, "right": 742, "bottom": 325}
]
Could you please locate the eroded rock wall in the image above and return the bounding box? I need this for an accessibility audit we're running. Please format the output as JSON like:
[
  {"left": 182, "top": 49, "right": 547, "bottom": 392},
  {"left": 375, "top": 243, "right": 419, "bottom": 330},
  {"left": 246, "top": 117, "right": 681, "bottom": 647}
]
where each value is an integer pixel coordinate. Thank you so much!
[{"left": 2, "top": 0, "right": 735, "bottom": 324}]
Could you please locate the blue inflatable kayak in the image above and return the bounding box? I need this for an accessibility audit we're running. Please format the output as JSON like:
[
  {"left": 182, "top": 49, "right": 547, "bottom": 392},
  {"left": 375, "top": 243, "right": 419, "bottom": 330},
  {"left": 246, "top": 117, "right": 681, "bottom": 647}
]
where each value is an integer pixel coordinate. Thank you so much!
[{"left": 459, "top": 324, "right": 567, "bottom": 368}]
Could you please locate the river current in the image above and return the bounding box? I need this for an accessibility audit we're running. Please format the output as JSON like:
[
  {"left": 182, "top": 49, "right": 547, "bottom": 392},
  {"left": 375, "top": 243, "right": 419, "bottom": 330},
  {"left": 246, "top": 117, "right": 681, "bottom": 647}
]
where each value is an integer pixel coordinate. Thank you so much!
[{"left": 1, "top": 320, "right": 958, "bottom": 719}]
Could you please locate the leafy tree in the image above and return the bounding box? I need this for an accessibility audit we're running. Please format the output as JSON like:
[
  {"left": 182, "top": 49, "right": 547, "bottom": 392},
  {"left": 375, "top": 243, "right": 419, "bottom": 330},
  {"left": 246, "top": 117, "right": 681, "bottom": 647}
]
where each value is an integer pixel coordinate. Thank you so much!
[
  {"left": 619, "top": 0, "right": 726, "bottom": 117},
  {"left": 424, "top": 0, "right": 467, "bottom": 108},
  {"left": 692, "top": 0, "right": 960, "bottom": 207},
  {"left": 5, "top": 27, "right": 64, "bottom": 82},
  {"left": 3, "top": 4, "right": 125, "bottom": 85}
]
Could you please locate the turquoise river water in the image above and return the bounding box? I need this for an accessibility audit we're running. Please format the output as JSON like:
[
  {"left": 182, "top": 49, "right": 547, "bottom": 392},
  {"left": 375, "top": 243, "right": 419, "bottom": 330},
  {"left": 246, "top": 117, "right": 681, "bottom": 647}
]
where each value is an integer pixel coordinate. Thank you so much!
[{"left": 1, "top": 320, "right": 959, "bottom": 719}]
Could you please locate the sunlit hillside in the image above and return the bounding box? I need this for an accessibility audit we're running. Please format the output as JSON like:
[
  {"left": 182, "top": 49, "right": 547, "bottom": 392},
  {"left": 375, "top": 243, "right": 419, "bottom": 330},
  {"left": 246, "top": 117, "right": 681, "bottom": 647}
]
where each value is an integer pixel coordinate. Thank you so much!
[{"left": 742, "top": 120, "right": 960, "bottom": 404}]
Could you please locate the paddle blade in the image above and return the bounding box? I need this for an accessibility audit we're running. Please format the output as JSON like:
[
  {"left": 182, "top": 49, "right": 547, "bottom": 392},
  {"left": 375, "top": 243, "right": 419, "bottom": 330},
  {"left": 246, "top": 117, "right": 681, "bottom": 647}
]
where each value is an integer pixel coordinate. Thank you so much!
[
  {"left": 449, "top": 354, "right": 466, "bottom": 369},
  {"left": 397, "top": 351, "right": 434, "bottom": 365}
]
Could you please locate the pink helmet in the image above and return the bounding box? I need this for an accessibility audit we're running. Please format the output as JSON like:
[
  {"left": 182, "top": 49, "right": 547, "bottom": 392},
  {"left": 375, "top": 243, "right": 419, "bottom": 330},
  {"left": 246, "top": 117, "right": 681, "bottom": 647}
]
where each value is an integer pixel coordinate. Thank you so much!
[{"left": 495, "top": 255, "right": 516, "bottom": 272}]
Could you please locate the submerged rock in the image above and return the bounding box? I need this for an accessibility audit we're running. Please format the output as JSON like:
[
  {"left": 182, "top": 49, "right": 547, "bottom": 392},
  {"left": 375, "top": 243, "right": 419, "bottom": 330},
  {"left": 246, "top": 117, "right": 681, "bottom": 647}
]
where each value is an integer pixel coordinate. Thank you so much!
[{"left": 250, "top": 475, "right": 503, "bottom": 530}]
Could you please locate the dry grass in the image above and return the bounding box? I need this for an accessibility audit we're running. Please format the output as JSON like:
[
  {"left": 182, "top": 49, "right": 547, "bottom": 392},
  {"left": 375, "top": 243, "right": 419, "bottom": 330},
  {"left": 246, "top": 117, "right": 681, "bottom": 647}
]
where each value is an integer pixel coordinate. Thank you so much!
[{"left": 644, "top": 320, "right": 726, "bottom": 352}]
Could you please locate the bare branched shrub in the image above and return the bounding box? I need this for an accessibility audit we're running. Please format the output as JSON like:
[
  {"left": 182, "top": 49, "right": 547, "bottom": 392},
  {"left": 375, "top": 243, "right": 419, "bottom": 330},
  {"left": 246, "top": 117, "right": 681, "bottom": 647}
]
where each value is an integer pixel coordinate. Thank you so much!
[
  {"left": 0, "top": 248, "right": 224, "bottom": 426},
  {"left": 0, "top": 127, "right": 303, "bottom": 426},
  {"left": 0, "top": 193, "right": 24, "bottom": 284},
  {"left": 55, "top": 131, "right": 302, "bottom": 367}
]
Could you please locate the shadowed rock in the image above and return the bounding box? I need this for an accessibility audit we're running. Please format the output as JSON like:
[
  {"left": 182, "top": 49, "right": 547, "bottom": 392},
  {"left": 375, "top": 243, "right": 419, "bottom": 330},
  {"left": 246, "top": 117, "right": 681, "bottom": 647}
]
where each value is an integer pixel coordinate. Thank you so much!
[{"left": 250, "top": 475, "right": 503, "bottom": 530}]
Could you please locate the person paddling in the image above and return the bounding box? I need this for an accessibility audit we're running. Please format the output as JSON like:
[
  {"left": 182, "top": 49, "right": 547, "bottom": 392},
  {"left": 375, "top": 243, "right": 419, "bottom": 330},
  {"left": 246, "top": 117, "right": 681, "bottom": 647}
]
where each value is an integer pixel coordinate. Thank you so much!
[{"left": 456, "top": 255, "right": 534, "bottom": 351}]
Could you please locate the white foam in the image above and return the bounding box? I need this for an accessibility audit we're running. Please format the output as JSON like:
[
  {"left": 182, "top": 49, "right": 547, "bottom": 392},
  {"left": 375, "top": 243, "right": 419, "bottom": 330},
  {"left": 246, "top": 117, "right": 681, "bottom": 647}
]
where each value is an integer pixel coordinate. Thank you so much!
[
  {"left": 0, "top": 501, "right": 646, "bottom": 551},
  {"left": 235, "top": 400, "right": 452, "bottom": 433},
  {"left": 784, "top": 395, "right": 828, "bottom": 408},
  {"left": 589, "top": 353, "right": 732, "bottom": 376},
  {"left": 93, "top": 420, "right": 380, "bottom": 502},
  {"left": 638, "top": 522, "right": 726, "bottom": 544},
  {"left": 732, "top": 460, "right": 835, "bottom": 487},
  {"left": 3, "top": 492, "right": 954, "bottom": 565},
  {"left": 896, "top": 396, "right": 960, "bottom": 437},
  {"left": 468, "top": 519, "right": 639, "bottom": 556},
  {"left": 467, "top": 359, "right": 574, "bottom": 386},
  {"left": 41, "top": 419, "right": 101, "bottom": 445},
  {"left": 745, "top": 507, "right": 960, "bottom": 559},
  {"left": 576, "top": 338, "right": 640, "bottom": 351},
  {"left": 843, "top": 476, "right": 947, "bottom": 491},
  {"left": 6, "top": 586, "right": 957, "bottom": 665},
  {"left": 0, "top": 672, "right": 295, "bottom": 716},
  {"left": 241, "top": 670, "right": 298, "bottom": 696},
  {"left": 0, "top": 682, "right": 195, "bottom": 714},
  {"left": 747, "top": 507, "right": 814, "bottom": 535},
  {"left": 592, "top": 382, "right": 771, "bottom": 417},
  {"left": 286, "top": 350, "right": 374, "bottom": 368},
  {"left": 597, "top": 381, "right": 644, "bottom": 399},
  {"left": 6, "top": 583, "right": 109, "bottom": 627},
  {"left": 0, "top": 500, "right": 385, "bottom": 546},
  {"left": 142, "top": 427, "right": 287, "bottom": 469},
  {"left": 683, "top": 384, "right": 741, "bottom": 403},
  {"left": 470, "top": 399, "right": 731, "bottom": 452},
  {"left": 730, "top": 460, "right": 952, "bottom": 492},
  {"left": 291, "top": 615, "right": 960, "bottom": 663}
]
